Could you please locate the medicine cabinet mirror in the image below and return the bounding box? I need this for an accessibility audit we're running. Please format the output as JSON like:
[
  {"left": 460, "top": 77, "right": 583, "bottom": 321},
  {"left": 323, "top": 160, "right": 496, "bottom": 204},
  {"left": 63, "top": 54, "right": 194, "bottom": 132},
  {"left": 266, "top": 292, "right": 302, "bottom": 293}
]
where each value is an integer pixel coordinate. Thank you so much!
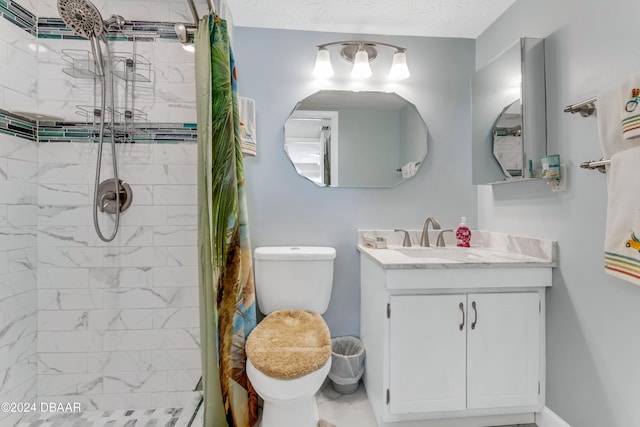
[
  {"left": 472, "top": 38, "right": 547, "bottom": 184},
  {"left": 284, "top": 90, "right": 428, "bottom": 187}
]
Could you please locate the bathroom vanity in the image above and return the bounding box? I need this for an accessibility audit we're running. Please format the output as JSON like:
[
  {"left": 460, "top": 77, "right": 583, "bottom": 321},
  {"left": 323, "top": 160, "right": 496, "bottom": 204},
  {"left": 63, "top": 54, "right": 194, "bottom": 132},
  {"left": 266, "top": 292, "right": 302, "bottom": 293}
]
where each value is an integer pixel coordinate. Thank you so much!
[{"left": 358, "top": 230, "right": 556, "bottom": 427}]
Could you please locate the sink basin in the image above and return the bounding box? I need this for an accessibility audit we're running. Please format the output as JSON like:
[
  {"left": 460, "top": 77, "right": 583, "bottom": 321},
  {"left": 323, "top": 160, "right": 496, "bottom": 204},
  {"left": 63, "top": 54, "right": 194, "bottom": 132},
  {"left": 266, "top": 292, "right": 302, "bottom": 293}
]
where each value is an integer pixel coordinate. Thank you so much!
[
  {"left": 388, "top": 245, "right": 549, "bottom": 265},
  {"left": 394, "top": 247, "right": 466, "bottom": 257},
  {"left": 393, "top": 246, "right": 478, "bottom": 263},
  {"left": 358, "top": 230, "right": 556, "bottom": 270}
]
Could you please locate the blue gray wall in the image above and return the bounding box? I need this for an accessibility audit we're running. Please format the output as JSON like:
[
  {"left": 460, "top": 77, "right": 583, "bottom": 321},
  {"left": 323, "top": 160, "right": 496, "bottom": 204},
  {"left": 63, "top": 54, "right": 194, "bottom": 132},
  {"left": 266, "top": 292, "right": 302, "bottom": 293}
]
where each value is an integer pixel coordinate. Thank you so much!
[
  {"left": 233, "top": 28, "right": 476, "bottom": 336},
  {"left": 477, "top": 1, "right": 640, "bottom": 426}
]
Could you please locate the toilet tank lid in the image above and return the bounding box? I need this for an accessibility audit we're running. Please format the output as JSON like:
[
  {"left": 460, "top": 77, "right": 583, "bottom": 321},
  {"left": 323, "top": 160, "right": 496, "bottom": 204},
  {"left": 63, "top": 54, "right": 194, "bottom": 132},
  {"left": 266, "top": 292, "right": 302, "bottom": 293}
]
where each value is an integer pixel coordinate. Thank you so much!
[{"left": 254, "top": 246, "right": 336, "bottom": 260}]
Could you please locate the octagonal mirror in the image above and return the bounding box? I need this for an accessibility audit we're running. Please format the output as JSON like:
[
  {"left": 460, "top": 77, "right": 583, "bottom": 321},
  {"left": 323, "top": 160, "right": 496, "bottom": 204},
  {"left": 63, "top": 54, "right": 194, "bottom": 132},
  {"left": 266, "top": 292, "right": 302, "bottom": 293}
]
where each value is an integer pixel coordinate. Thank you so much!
[{"left": 284, "top": 90, "right": 428, "bottom": 187}]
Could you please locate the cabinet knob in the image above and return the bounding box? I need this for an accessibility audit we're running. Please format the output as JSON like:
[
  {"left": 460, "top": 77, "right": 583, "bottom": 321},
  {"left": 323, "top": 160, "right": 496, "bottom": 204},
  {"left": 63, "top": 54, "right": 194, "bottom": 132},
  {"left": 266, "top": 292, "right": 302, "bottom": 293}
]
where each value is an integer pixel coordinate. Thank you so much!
[{"left": 459, "top": 302, "right": 465, "bottom": 331}]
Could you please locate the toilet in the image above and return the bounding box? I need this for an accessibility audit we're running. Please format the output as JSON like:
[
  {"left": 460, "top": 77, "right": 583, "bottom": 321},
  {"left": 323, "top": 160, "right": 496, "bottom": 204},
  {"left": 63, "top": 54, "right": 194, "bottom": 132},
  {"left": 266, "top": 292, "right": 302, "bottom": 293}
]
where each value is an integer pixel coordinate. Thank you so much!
[{"left": 246, "top": 246, "right": 336, "bottom": 427}]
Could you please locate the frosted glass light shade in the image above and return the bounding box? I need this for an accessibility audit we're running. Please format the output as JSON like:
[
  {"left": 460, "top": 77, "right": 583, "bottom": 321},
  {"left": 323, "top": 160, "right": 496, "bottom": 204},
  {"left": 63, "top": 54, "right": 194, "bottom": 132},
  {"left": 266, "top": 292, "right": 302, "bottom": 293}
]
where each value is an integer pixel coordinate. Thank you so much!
[
  {"left": 351, "top": 49, "right": 372, "bottom": 79},
  {"left": 388, "top": 51, "right": 410, "bottom": 81},
  {"left": 313, "top": 48, "right": 334, "bottom": 79}
]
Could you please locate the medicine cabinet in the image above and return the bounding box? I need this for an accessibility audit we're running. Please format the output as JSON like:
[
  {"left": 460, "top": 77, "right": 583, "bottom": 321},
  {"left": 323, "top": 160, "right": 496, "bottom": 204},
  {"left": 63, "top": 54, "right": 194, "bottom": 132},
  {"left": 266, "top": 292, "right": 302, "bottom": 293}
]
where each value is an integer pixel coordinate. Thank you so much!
[{"left": 472, "top": 38, "right": 547, "bottom": 185}]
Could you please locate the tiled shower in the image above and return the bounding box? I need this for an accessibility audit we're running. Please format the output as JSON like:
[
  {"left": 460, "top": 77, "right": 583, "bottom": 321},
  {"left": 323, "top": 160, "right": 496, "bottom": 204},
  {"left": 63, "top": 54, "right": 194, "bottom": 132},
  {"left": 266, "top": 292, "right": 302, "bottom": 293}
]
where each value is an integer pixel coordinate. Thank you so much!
[{"left": 0, "top": 1, "right": 204, "bottom": 424}]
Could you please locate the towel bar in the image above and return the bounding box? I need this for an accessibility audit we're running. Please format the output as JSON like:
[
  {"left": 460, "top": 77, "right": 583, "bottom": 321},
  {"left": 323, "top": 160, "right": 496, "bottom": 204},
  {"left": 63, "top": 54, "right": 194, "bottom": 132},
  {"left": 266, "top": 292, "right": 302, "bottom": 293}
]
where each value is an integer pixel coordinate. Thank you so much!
[
  {"left": 564, "top": 97, "right": 597, "bottom": 117},
  {"left": 580, "top": 158, "right": 609, "bottom": 173}
]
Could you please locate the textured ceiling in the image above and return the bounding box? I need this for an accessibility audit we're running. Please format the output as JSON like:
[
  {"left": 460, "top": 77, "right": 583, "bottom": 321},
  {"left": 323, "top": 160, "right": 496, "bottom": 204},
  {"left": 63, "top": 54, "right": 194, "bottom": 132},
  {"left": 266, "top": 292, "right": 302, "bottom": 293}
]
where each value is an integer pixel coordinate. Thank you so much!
[{"left": 224, "top": 0, "right": 517, "bottom": 39}]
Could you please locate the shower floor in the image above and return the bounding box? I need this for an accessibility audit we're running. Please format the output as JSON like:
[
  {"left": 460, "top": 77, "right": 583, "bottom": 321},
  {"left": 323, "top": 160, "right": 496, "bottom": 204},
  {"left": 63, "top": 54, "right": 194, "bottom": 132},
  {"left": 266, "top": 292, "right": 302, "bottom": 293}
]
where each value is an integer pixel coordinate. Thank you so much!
[{"left": 17, "top": 393, "right": 201, "bottom": 427}]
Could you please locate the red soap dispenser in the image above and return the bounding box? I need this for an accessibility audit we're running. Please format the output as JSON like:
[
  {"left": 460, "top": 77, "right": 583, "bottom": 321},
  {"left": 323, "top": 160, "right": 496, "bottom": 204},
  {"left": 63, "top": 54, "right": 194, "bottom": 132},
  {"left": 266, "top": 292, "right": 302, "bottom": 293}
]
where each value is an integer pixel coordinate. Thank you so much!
[{"left": 456, "top": 216, "right": 471, "bottom": 248}]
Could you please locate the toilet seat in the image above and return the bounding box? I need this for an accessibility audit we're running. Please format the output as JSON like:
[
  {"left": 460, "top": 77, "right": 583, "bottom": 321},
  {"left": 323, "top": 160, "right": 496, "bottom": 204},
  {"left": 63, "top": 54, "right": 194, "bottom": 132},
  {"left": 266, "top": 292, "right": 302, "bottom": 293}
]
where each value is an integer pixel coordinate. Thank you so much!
[{"left": 246, "top": 309, "right": 330, "bottom": 380}]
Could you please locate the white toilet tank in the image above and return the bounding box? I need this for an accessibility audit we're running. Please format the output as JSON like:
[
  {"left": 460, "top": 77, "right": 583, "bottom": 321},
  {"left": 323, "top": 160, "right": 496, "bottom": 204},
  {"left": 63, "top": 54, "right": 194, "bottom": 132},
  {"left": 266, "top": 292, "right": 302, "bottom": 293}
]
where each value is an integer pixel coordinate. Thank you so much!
[{"left": 254, "top": 246, "right": 336, "bottom": 315}]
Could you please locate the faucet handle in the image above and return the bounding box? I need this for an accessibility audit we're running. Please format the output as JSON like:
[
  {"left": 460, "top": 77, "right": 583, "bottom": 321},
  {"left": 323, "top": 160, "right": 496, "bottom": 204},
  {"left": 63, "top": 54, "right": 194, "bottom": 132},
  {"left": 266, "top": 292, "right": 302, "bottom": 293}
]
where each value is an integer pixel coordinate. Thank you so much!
[
  {"left": 436, "top": 229, "right": 454, "bottom": 247},
  {"left": 394, "top": 229, "right": 412, "bottom": 247},
  {"left": 431, "top": 217, "right": 442, "bottom": 230}
]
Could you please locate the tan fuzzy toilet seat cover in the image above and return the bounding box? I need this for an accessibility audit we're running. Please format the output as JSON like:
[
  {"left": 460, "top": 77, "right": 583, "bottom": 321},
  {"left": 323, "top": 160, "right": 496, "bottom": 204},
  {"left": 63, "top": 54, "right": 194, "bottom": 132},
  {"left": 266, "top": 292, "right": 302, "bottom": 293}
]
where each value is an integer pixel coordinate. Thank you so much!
[{"left": 246, "top": 310, "right": 331, "bottom": 380}]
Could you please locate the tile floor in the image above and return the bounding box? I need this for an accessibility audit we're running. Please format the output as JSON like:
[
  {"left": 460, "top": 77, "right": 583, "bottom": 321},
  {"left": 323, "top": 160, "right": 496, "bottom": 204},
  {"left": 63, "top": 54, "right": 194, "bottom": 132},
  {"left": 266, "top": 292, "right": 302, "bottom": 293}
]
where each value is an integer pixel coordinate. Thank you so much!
[
  {"left": 17, "top": 382, "right": 538, "bottom": 427},
  {"left": 316, "top": 382, "right": 537, "bottom": 427}
]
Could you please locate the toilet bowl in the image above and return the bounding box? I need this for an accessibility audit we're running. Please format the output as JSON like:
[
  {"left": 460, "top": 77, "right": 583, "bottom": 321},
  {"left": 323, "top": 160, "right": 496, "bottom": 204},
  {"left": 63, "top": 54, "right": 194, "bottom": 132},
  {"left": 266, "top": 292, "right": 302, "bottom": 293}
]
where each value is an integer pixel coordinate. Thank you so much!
[
  {"left": 247, "top": 247, "right": 336, "bottom": 427},
  {"left": 247, "top": 358, "right": 331, "bottom": 427}
]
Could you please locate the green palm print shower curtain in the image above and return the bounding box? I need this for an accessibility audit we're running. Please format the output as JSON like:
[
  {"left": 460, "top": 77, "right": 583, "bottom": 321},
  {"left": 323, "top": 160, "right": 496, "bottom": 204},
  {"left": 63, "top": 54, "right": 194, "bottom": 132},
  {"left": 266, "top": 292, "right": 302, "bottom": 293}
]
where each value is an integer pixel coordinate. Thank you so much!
[{"left": 195, "top": 14, "right": 258, "bottom": 427}]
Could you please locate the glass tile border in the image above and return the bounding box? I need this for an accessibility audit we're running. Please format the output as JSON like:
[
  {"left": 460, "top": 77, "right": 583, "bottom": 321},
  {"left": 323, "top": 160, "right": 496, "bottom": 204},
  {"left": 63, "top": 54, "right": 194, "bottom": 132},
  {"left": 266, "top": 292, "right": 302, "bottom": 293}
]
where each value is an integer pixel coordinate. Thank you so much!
[
  {"left": 0, "top": 108, "right": 37, "bottom": 141},
  {"left": 37, "top": 18, "right": 192, "bottom": 42},
  {"left": 0, "top": 0, "right": 37, "bottom": 35},
  {"left": 1, "top": 0, "right": 194, "bottom": 41},
  {"left": 38, "top": 121, "right": 198, "bottom": 144},
  {"left": 0, "top": 108, "right": 197, "bottom": 144}
]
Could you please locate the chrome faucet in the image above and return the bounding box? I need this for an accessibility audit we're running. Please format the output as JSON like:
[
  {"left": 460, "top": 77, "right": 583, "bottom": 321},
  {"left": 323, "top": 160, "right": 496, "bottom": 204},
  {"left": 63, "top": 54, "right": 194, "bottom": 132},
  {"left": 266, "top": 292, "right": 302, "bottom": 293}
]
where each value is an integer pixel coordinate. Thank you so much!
[
  {"left": 436, "top": 229, "right": 454, "bottom": 247},
  {"left": 394, "top": 229, "right": 412, "bottom": 247},
  {"left": 420, "top": 217, "right": 441, "bottom": 247}
]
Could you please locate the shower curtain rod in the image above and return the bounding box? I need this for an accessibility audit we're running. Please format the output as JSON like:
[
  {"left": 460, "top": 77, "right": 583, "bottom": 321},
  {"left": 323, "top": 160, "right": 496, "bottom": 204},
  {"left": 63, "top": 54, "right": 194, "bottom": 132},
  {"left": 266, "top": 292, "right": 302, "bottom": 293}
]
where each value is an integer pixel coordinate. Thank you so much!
[{"left": 185, "top": 0, "right": 216, "bottom": 24}]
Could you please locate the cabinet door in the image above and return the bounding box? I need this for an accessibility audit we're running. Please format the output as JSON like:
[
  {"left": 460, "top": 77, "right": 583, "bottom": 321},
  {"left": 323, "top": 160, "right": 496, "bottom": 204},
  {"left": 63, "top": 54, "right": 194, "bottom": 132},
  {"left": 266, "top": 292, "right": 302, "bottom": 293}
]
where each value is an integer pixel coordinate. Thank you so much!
[
  {"left": 389, "top": 294, "right": 467, "bottom": 414},
  {"left": 467, "top": 292, "right": 540, "bottom": 409}
]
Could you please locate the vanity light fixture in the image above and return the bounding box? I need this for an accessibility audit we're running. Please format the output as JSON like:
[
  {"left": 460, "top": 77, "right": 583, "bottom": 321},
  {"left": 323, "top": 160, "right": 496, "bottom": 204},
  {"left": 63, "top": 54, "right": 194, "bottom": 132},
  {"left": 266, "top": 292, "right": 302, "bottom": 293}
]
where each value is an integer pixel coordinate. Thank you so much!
[
  {"left": 313, "top": 41, "right": 410, "bottom": 81},
  {"left": 350, "top": 45, "right": 373, "bottom": 79},
  {"left": 388, "top": 50, "right": 410, "bottom": 81},
  {"left": 312, "top": 47, "right": 334, "bottom": 79}
]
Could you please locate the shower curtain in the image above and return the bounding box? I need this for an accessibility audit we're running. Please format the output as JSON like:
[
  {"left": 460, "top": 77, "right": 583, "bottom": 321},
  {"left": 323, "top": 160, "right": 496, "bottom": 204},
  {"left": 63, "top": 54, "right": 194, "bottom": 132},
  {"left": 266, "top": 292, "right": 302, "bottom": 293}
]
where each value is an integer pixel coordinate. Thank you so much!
[{"left": 195, "top": 14, "right": 258, "bottom": 427}]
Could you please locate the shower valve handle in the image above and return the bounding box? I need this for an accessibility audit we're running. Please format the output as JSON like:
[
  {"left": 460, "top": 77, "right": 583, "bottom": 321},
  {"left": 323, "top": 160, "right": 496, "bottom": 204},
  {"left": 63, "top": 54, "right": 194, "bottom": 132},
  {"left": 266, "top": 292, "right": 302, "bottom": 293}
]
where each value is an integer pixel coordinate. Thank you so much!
[{"left": 97, "top": 180, "right": 132, "bottom": 214}]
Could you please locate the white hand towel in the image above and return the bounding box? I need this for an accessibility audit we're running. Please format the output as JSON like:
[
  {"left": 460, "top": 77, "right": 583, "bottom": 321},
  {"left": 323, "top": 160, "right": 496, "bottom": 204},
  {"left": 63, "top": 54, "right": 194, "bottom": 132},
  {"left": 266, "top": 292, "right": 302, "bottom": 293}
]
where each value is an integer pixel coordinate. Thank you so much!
[
  {"left": 401, "top": 162, "right": 418, "bottom": 179},
  {"left": 604, "top": 145, "right": 640, "bottom": 286},
  {"left": 239, "top": 96, "right": 257, "bottom": 157},
  {"left": 597, "top": 74, "right": 640, "bottom": 159},
  {"left": 622, "top": 88, "right": 640, "bottom": 140}
]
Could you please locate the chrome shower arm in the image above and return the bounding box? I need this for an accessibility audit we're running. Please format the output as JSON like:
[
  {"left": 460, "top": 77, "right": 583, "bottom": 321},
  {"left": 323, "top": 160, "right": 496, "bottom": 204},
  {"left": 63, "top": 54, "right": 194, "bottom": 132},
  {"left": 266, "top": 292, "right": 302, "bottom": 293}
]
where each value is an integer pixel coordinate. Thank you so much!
[{"left": 104, "top": 14, "right": 125, "bottom": 30}]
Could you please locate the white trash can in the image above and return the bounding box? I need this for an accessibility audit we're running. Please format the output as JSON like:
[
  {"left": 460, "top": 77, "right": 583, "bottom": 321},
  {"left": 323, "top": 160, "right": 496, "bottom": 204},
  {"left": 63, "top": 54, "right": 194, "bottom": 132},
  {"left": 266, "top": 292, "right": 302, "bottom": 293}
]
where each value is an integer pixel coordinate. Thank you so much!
[{"left": 328, "top": 336, "right": 365, "bottom": 394}]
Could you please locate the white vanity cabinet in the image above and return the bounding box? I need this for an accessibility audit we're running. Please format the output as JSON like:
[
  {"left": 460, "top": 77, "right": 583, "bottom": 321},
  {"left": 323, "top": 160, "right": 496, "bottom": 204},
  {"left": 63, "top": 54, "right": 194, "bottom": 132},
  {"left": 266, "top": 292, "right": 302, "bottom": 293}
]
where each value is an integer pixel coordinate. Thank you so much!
[
  {"left": 390, "top": 292, "right": 541, "bottom": 414},
  {"left": 360, "top": 252, "right": 552, "bottom": 427}
]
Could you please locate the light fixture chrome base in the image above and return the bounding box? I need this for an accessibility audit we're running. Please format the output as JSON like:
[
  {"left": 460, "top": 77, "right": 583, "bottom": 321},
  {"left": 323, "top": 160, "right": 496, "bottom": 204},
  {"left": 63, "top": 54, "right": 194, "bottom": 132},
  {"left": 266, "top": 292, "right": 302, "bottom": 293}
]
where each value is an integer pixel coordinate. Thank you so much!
[
  {"left": 341, "top": 44, "right": 377, "bottom": 62},
  {"left": 97, "top": 179, "right": 133, "bottom": 214}
]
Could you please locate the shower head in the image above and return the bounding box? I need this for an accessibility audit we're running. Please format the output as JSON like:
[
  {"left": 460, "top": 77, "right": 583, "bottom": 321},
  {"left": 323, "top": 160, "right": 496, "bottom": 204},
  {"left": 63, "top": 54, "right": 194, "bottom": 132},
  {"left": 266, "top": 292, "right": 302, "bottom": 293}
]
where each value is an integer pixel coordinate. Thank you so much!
[{"left": 57, "top": 0, "right": 105, "bottom": 39}]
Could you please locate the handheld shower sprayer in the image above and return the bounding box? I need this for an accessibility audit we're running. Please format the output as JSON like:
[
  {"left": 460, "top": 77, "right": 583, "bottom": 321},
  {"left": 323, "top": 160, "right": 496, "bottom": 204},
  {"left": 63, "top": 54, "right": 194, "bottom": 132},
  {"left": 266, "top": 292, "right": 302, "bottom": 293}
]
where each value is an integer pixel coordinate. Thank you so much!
[{"left": 57, "top": 0, "right": 132, "bottom": 242}]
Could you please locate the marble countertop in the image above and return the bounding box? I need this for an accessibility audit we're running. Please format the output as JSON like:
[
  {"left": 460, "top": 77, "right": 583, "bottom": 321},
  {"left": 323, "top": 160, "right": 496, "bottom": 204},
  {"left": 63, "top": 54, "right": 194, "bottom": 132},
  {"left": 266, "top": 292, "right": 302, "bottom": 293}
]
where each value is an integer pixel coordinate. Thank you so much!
[{"left": 358, "top": 229, "right": 557, "bottom": 270}]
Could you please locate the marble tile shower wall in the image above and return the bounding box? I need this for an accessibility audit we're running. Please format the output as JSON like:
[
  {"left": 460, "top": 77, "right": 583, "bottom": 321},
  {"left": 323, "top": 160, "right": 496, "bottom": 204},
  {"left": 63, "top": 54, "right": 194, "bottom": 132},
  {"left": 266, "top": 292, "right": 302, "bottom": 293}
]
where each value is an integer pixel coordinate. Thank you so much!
[
  {"left": 0, "top": 133, "right": 38, "bottom": 426},
  {"left": 37, "top": 142, "right": 200, "bottom": 410},
  {"left": 0, "top": 12, "right": 39, "bottom": 426},
  {"left": 0, "top": 16, "right": 38, "bottom": 118},
  {"left": 0, "top": 0, "right": 204, "bottom": 417}
]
